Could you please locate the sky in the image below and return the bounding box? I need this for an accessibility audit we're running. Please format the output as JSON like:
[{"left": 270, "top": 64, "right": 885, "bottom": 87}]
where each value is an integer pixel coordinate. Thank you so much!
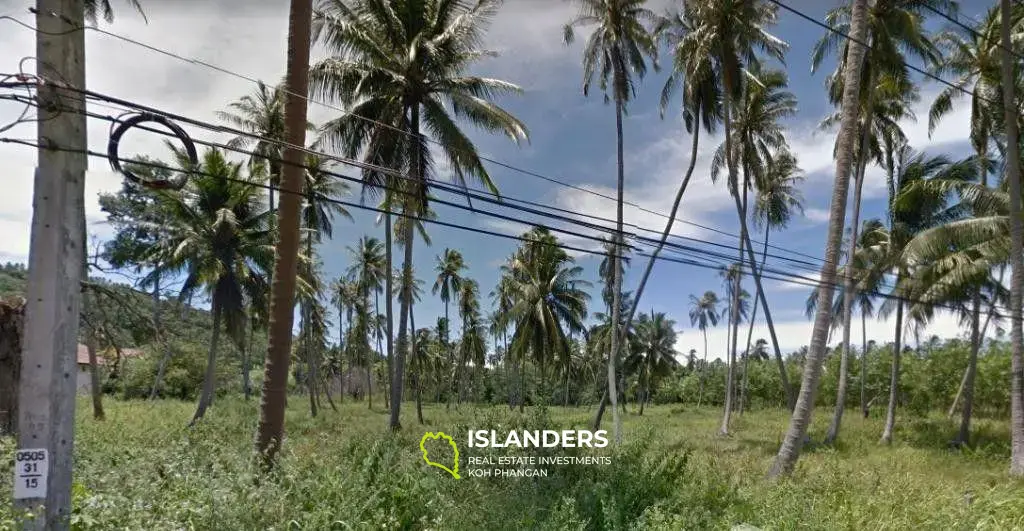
[{"left": 0, "top": 0, "right": 997, "bottom": 362}]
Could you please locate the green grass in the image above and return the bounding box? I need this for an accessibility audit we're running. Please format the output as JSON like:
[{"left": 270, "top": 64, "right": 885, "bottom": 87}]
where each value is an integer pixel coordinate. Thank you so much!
[{"left": 2, "top": 398, "right": 1024, "bottom": 530}]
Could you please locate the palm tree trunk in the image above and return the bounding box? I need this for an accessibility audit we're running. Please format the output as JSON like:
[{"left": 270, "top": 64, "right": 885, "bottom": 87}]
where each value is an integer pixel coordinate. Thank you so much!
[
  {"left": 741, "top": 225, "right": 770, "bottom": 413},
  {"left": 768, "top": 0, "right": 869, "bottom": 478},
  {"left": 320, "top": 372, "right": 338, "bottom": 412},
  {"left": 338, "top": 303, "right": 345, "bottom": 402},
  {"left": 242, "top": 316, "right": 254, "bottom": 401},
  {"left": 150, "top": 272, "right": 172, "bottom": 400},
  {"left": 880, "top": 296, "right": 904, "bottom": 444},
  {"left": 391, "top": 101, "right": 424, "bottom": 430},
  {"left": 411, "top": 299, "right": 423, "bottom": 424},
  {"left": 256, "top": 0, "right": 314, "bottom": 466},
  {"left": 599, "top": 79, "right": 624, "bottom": 443},
  {"left": 861, "top": 310, "right": 869, "bottom": 418},
  {"left": 951, "top": 265, "right": 1003, "bottom": 418},
  {"left": 624, "top": 125, "right": 702, "bottom": 329},
  {"left": 303, "top": 236, "right": 318, "bottom": 417},
  {"left": 720, "top": 244, "right": 741, "bottom": 435},
  {"left": 697, "top": 329, "right": 708, "bottom": 407},
  {"left": 391, "top": 216, "right": 415, "bottom": 430},
  {"left": 191, "top": 299, "right": 221, "bottom": 426},
  {"left": 825, "top": 99, "right": 873, "bottom": 444},
  {"left": 384, "top": 205, "right": 395, "bottom": 415},
  {"left": 85, "top": 328, "right": 104, "bottom": 421},
  {"left": 999, "top": 0, "right": 1024, "bottom": 475},
  {"left": 954, "top": 291, "right": 982, "bottom": 445},
  {"left": 445, "top": 302, "right": 452, "bottom": 411}
]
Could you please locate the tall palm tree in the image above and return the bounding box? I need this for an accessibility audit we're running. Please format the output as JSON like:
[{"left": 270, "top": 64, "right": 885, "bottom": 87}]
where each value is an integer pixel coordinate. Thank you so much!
[
  {"left": 627, "top": 311, "right": 679, "bottom": 415},
  {"left": 868, "top": 148, "right": 976, "bottom": 444},
  {"left": 457, "top": 279, "right": 482, "bottom": 403},
  {"left": 812, "top": 0, "right": 947, "bottom": 445},
  {"left": 686, "top": 0, "right": 791, "bottom": 410},
  {"left": 347, "top": 236, "right": 386, "bottom": 409},
  {"left": 625, "top": 6, "right": 720, "bottom": 331},
  {"left": 506, "top": 227, "right": 591, "bottom": 403},
  {"left": 769, "top": 0, "right": 870, "bottom": 479},
  {"left": 997, "top": 0, "right": 1024, "bottom": 476},
  {"left": 148, "top": 148, "right": 273, "bottom": 426},
  {"left": 297, "top": 154, "right": 351, "bottom": 416},
  {"left": 689, "top": 290, "right": 720, "bottom": 407},
  {"left": 329, "top": 277, "right": 358, "bottom": 399},
  {"left": 741, "top": 151, "right": 803, "bottom": 411},
  {"left": 928, "top": 6, "right": 1002, "bottom": 448},
  {"left": 564, "top": 0, "right": 658, "bottom": 445},
  {"left": 433, "top": 248, "right": 465, "bottom": 408},
  {"left": 311, "top": 0, "right": 528, "bottom": 431},
  {"left": 255, "top": 0, "right": 315, "bottom": 467}
]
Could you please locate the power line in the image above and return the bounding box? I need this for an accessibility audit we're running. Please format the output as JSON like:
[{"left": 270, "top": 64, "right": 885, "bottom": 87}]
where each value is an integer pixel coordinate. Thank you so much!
[
  {"left": 0, "top": 10, "right": 830, "bottom": 268},
  {"left": 1, "top": 135, "right": 1011, "bottom": 322},
  {"left": 2, "top": 83, "right": 832, "bottom": 281},
  {"left": 767, "top": 0, "right": 1000, "bottom": 107}
]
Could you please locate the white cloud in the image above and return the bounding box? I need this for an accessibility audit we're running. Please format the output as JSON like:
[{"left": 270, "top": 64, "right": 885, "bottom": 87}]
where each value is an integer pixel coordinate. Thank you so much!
[
  {"left": 803, "top": 207, "right": 831, "bottom": 223},
  {"left": 677, "top": 308, "right": 979, "bottom": 363}
]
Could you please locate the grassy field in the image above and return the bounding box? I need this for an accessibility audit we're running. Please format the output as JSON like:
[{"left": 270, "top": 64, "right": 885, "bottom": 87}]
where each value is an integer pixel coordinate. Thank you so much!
[{"left": 2, "top": 398, "right": 1024, "bottom": 530}]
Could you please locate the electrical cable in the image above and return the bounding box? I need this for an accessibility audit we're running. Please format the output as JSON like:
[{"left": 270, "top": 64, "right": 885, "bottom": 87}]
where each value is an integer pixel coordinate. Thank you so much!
[
  {"left": 1, "top": 134, "right": 1011, "bottom": 322},
  {"left": 0, "top": 9, "right": 829, "bottom": 267},
  {"left": 6, "top": 85, "right": 832, "bottom": 281},
  {"left": 107, "top": 112, "right": 196, "bottom": 190}
]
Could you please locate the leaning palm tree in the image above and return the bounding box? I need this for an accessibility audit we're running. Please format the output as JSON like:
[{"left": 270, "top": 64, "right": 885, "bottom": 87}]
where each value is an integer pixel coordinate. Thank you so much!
[
  {"left": 812, "top": 0, "right": 946, "bottom": 445},
  {"left": 741, "top": 150, "right": 803, "bottom": 409},
  {"left": 625, "top": 6, "right": 720, "bottom": 333},
  {"left": 689, "top": 290, "right": 720, "bottom": 407},
  {"left": 685, "top": 0, "right": 791, "bottom": 411},
  {"left": 148, "top": 148, "right": 273, "bottom": 426},
  {"left": 564, "top": 0, "right": 658, "bottom": 445},
  {"left": 312, "top": 0, "right": 528, "bottom": 430},
  {"left": 769, "top": 0, "right": 871, "bottom": 478}
]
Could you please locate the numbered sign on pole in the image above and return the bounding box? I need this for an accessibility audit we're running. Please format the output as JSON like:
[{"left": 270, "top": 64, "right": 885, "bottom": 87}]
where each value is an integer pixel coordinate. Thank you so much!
[{"left": 13, "top": 448, "right": 48, "bottom": 499}]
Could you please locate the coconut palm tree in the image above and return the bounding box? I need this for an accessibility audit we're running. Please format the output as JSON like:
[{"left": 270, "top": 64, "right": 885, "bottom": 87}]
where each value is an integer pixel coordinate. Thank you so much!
[
  {"left": 457, "top": 279, "right": 482, "bottom": 403},
  {"left": 626, "top": 6, "right": 720, "bottom": 331},
  {"left": 564, "top": 0, "right": 659, "bottom": 444},
  {"left": 689, "top": 290, "right": 720, "bottom": 407},
  {"left": 927, "top": 5, "right": 1003, "bottom": 448},
  {"left": 860, "top": 147, "right": 978, "bottom": 444},
  {"left": 347, "top": 236, "right": 386, "bottom": 409},
  {"left": 627, "top": 311, "right": 679, "bottom": 415},
  {"left": 769, "top": 0, "right": 870, "bottom": 479},
  {"left": 329, "top": 277, "right": 358, "bottom": 399},
  {"left": 506, "top": 227, "right": 590, "bottom": 403},
  {"left": 740, "top": 150, "right": 803, "bottom": 413},
  {"left": 147, "top": 148, "right": 274, "bottom": 426},
  {"left": 311, "top": 0, "right": 529, "bottom": 431},
  {"left": 812, "top": 0, "right": 947, "bottom": 445},
  {"left": 685, "top": 0, "right": 790, "bottom": 411},
  {"left": 432, "top": 248, "right": 465, "bottom": 407},
  {"left": 297, "top": 154, "right": 351, "bottom": 416}
]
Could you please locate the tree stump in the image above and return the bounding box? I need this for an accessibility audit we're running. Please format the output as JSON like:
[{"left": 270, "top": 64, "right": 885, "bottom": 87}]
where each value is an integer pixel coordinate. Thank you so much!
[{"left": 0, "top": 297, "right": 25, "bottom": 436}]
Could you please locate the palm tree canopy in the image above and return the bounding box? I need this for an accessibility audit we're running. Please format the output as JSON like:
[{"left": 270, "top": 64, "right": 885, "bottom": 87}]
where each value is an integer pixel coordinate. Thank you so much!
[
  {"left": 563, "top": 0, "right": 660, "bottom": 105},
  {"left": 311, "top": 0, "right": 529, "bottom": 208}
]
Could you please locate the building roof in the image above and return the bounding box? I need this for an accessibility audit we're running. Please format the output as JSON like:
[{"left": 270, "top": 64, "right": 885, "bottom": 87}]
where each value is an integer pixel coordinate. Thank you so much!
[{"left": 76, "top": 344, "right": 144, "bottom": 366}]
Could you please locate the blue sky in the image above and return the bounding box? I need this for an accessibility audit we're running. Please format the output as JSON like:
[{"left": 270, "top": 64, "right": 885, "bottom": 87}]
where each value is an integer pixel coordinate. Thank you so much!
[{"left": 0, "top": 0, "right": 991, "bottom": 359}]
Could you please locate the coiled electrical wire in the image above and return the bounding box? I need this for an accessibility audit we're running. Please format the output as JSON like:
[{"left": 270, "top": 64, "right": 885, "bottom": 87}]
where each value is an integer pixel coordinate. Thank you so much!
[{"left": 107, "top": 112, "right": 196, "bottom": 190}]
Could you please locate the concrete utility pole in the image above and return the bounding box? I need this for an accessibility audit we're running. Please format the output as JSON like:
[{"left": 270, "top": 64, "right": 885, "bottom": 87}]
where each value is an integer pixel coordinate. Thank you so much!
[{"left": 13, "top": 0, "right": 88, "bottom": 528}]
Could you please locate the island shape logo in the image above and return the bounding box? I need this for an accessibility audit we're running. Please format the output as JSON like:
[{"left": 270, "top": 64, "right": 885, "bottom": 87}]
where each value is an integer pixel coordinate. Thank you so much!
[{"left": 420, "top": 431, "right": 461, "bottom": 479}]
